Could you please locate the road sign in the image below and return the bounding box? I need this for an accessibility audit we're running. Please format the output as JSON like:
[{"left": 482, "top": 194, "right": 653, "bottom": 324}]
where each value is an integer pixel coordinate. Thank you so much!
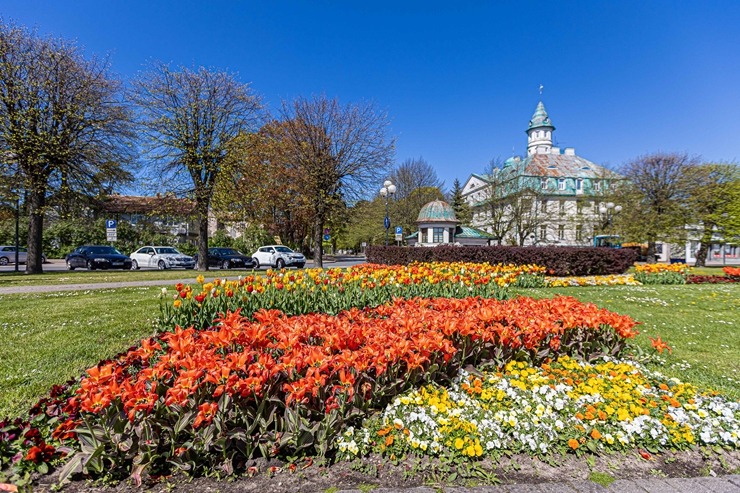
[
  {"left": 395, "top": 226, "right": 403, "bottom": 235},
  {"left": 106, "top": 230, "right": 117, "bottom": 242},
  {"left": 106, "top": 219, "right": 117, "bottom": 229},
  {"left": 384, "top": 216, "right": 390, "bottom": 230},
  {"left": 323, "top": 234, "right": 331, "bottom": 241}
]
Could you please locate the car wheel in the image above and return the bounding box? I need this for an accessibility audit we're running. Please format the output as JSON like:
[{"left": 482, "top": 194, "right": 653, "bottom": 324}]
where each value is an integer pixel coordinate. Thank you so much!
[
  {"left": 87, "top": 260, "right": 96, "bottom": 271},
  {"left": 0, "top": 257, "right": 8, "bottom": 266},
  {"left": 252, "top": 258, "right": 260, "bottom": 269},
  {"left": 275, "top": 258, "right": 285, "bottom": 269},
  {"left": 67, "top": 260, "right": 75, "bottom": 270},
  {"left": 158, "top": 260, "right": 167, "bottom": 270},
  {"left": 222, "top": 260, "right": 230, "bottom": 270},
  {"left": 41, "top": 255, "right": 47, "bottom": 264},
  {"left": 131, "top": 259, "right": 139, "bottom": 270}
]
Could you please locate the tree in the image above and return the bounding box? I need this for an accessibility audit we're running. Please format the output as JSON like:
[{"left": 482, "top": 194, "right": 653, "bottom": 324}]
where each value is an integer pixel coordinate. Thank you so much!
[
  {"left": 278, "top": 95, "right": 394, "bottom": 268},
  {"left": 685, "top": 163, "right": 740, "bottom": 266},
  {"left": 388, "top": 157, "right": 445, "bottom": 236},
  {"left": 617, "top": 152, "right": 697, "bottom": 262},
  {"left": 448, "top": 178, "right": 472, "bottom": 225},
  {"left": 0, "top": 20, "right": 135, "bottom": 273},
  {"left": 130, "top": 63, "right": 263, "bottom": 270}
]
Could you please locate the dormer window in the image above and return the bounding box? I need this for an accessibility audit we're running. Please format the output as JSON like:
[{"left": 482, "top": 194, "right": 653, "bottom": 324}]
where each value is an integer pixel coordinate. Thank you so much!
[
  {"left": 576, "top": 178, "right": 583, "bottom": 191},
  {"left": 558, "top": 178, "right": 566, "bottom": 191},
  {"left": 593, "top": 180, "right": 601, "bottom": 191},
  {"left": 540, "top": 178, "right": 548, "bottom": 190}
]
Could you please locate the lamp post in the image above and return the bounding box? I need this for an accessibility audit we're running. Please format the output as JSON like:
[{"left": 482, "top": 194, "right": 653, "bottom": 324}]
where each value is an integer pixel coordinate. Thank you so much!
[
  {"left": 14, "top": 194, "right": 19, "bottom": 272},
  {"left": 379, "top": 179, "right": 396, "bottom": 246},
  {"left": 598, "top": 202, "right": 622, "bottom": 240}
]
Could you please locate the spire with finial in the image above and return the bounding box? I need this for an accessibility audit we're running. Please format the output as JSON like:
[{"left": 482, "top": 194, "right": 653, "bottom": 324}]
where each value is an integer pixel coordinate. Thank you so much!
[{"left": 526, "top": 98, "right": 555, "bottom": 155}]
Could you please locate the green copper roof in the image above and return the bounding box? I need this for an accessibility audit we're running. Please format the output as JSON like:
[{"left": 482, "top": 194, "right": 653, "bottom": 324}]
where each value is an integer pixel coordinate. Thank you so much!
[
  {"left": 455, "top": 225, "right": 495, "bottom": 239},
  {"left": 527, "top": 101, "right": 555, "bottom": 131},
  {"left": 416, "top": 200, "right": 459, "bottom": 223}
]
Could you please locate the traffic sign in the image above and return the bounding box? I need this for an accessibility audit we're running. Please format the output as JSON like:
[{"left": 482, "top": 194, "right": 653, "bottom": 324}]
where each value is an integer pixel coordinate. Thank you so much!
[
  {"left": 384, "top": 216, "right": 390, "bottom": 229},
  {"left": 106, "top": 219, "right": 117, "bottom": 229},
  {"left": 323, "top": 234, "right": 331, "bottom": 241},
  {"left": 395, "top": 226, "right": 403, "bottom": 235},
  {"left": 106, "top": 230, "right": 117, "bottom": 242}
]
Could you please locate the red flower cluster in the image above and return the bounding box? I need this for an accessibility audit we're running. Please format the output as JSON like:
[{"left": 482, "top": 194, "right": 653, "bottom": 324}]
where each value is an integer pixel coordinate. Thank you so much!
[{"left": 72, "top": 296, "right": 638, "bottom": 424}]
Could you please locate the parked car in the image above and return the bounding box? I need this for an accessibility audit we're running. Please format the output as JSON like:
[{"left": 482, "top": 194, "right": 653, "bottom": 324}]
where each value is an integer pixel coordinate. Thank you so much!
[
  {"left": 251, "top": 245, "right": 306, "bottom": 269},
  {"left": 130, "top": 246, "right": 195, "bottom": 270},
  {"left": 0, "top": 246, "right": 46, "bottom": 265},
  {"left": 66, "top": 245, "right": 132, "bottom": 270},
  {"left": 193, "top": 247, "right": 257, "bottom": 270}
]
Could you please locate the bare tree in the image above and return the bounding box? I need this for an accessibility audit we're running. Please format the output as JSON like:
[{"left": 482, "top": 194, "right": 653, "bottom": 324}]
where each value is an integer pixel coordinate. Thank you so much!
[
  {"left": 130, "top": 63, "right": 263, "bottom": 270},
  {"left": 0, "top": 20, "right": 134, "bottom": 273},
  {"left": 387, "top": 157, "right": 445, "bottom": 236},
  {"left": 618, "top": 152, "right": 697, "bottom": 262},
  {"left": 278, "top": 95, "right": 394, "bottom": 267}
]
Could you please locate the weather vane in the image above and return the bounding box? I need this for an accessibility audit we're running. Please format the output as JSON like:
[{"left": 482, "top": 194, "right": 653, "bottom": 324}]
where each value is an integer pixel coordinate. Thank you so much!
[{"left": 539, "top": 84, "right": 544, "bottom": 96}]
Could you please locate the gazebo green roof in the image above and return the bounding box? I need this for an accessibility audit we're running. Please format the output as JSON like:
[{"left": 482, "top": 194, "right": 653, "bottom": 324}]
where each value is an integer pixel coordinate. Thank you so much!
[
  {"left": 455, "top": 225, "right": 495, "bottom": 239},
  {"left": 416, "top": 200, "right": 459, "bottom": 223},
  {"left": 527, "top": 101, "right": 555, "bottom": 131}
]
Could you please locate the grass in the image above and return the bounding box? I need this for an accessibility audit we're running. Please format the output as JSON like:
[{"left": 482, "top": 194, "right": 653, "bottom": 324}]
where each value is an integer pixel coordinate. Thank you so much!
[
  {"left": 513, "top": 283, "right": 740, "bottom": 400},
  {"left": 0, "top": 282, "right": 738, "bottom": 420},
  {"left": 0, "top": 267, "right": 261, "bottom": 288}
]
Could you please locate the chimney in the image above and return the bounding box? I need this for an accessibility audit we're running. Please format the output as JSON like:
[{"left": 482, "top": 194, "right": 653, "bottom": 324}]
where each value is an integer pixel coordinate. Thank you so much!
[{"left": 564, "top": 147, "right": 576, "bottom": 156}]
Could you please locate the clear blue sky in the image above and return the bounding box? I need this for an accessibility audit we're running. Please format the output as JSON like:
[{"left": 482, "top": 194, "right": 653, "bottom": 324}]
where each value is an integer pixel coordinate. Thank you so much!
[{"left": 3, "top": 1, "right": 740, "bottom": 190}]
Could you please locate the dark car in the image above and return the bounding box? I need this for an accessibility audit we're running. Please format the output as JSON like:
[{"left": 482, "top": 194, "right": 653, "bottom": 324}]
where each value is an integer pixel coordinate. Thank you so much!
[
  {"left": 66, "top": 245, "right": 133, "bottom": 271},
  {"left": 194, "top": 247, "right": 257, "bottom": 270}
]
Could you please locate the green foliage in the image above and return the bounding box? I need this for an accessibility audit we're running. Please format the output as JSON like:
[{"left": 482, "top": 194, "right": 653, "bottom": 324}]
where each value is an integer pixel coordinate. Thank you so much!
[{"left": 448, "top": 178, "right": 472, "bottom": 225}]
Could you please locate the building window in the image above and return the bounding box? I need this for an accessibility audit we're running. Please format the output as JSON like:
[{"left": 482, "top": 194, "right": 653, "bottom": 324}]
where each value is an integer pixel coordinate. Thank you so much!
[
  {"left": 433, "top": 227, "right": 444, "bottom": 243},
  {"left": 559, "top": 200, "right": 566, "bottom": 215},
  {"left": 576, "top": 224, "right": 583, "bottom": 241},
  {"left": 558, "top": 225, "right": 565, "bottom": 240},
  {"left": 420, "top": 228, "right": 428, "bottom": 242},
  {"left": 539, "top": 225, "right": 547, "bottom": 240},
  {"left": 576, "top": 178, "right": 583, "bottom": 191},
  {"left": 540, "top": 199, "right": 547, "bottom": 213},
  {"left": 593, "top": 180, "right": 601, "bottom": 191},
  {"left": 558, "top": 178, "right": 566, "bottom": 190},
  {"left": 541, "top": 178, "right": 548, "bottom": 190}
]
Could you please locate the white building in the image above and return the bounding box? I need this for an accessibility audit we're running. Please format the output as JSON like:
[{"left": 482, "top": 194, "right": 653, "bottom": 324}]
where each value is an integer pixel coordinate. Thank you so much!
[{"left": 462, "top": 101, "right": 623, "bottom": 246}]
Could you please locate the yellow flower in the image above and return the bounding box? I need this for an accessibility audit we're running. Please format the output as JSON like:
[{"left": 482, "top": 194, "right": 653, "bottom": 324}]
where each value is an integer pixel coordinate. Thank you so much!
[{"left": 454, "top": 438, "right": 464, "bottom": 450}]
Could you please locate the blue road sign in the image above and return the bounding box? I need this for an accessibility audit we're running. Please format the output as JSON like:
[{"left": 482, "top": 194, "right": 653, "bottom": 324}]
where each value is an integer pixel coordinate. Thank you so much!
[
  {"left": 395, "top": 226, "right": 403, "bottom": 235},
  {"left": 106, "top": 219, "right": 117, "bottom": 229},
  {"left": 384, "top": 216, "right": 390, "bottom": 229},
  {"left": 323, "top": 234, "right": 331, "bottom": 241}
]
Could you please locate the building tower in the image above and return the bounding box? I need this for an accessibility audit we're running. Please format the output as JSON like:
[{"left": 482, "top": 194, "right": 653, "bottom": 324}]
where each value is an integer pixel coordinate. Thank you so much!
[{"left": 526, "top": 101, "right": 555, "bottom": 155}]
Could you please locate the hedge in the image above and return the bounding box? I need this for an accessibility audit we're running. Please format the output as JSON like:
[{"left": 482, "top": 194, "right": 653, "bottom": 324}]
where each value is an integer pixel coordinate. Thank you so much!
[{"left": 365, "top": 245, "right": 637, "bottom": 276}]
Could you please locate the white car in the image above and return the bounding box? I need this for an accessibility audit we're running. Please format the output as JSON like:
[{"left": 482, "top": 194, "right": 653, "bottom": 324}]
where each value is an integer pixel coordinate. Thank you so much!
[
  {"left": 251, "top": 245, "right": 306, "bottom": 269},
  {"left": 129, "top": 246, "right": 195, "bottom": 270}
]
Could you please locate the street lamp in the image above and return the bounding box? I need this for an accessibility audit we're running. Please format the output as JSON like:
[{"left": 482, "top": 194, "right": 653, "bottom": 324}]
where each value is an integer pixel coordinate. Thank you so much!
[
  {"left": 379, "top": 179, "right": 396, "bottom": 246},
  {"left": 598, "top": 202, "right": 622, "bottom": 239}
]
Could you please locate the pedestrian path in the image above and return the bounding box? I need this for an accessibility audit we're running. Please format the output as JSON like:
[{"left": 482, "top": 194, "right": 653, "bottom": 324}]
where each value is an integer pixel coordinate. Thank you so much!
[{"left": 337, "top": 474, "right": 740, "bottom": 492}]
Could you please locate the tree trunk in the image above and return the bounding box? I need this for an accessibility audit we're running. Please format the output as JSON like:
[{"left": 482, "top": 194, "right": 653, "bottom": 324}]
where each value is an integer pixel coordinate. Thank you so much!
[
  {"left": 26, "top": 187, "right": 46, "bottom": 274},
  {"left": 197, "top": 201, "right": 210, "bottom": 271},
  {"left": 646, "top": 241, "right": 657, "bottom": 264},
  {"left": 693, "top": 224, "right": 714, "bottom": 267},
  {"left": 313, "top": 215, "right": 324, "bottom": 268}
]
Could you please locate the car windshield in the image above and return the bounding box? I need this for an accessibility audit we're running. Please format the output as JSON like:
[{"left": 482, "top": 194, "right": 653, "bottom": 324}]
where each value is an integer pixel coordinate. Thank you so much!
[
  {"left": 89, "top": 246, "right": 122, "bottom": 255},
  {"left": 274, "top": 246, "right": 294, "bottom": 253},
  {"left": 155, "top": 247, "right": 179, "bottom": 254},
  {"left": 219, "top": 248, "right": 241, "bottom": 255}
]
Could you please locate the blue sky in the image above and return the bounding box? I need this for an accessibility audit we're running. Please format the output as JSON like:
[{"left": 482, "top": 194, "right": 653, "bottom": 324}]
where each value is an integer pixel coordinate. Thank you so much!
[{"left": 3, "top": 1, "right": 740, "bottom": 190}]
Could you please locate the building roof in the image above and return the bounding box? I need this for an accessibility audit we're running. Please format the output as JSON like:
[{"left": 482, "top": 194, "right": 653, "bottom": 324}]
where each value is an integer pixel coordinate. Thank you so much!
[
  {"left": 455, "top": 225, "right": 495, "bottom": 239},
  {"left": 512, "top": 152, "right": 619, "bottom": 179},
  {"left": 416, "top": 200, "right": 459, "bottom": 223},
  {"left": 527, "top": 101, "right": 555, "bottom": 131},
  {"left": 94, "top": 194, "right": 196, "bottom": 215}
]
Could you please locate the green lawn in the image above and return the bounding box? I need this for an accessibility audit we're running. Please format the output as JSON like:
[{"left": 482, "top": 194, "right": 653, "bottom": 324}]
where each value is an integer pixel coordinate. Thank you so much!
[
  {"left": 0, "top": 268, "right": 261, "bottom": 288},
  {"left": 0, "top": 282, "right": 738, "bottom": 420}
]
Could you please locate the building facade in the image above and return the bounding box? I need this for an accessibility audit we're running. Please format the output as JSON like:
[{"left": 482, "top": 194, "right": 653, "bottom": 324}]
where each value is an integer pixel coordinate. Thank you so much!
[{"left": 462, "top": 101, "right": 623, "bottom": 247}]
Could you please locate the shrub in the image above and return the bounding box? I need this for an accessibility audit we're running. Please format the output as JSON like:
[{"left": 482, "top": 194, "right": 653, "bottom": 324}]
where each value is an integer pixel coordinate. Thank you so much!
[{"left": 366, "top": 245, "right": 636, "bottom": 276}]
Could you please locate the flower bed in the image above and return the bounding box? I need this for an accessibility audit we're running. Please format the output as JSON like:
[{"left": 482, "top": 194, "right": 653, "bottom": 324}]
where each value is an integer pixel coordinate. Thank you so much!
[
  {"left": 158, "top": 262, "right": 546, "bottom": 331},
  {"left": 634, "top": 263, "right": 691, "bottom": 285},
  {"left": 687, "top": 274, "right": 740, "bottom": 284},
  {"left": 723, "top": 266, "right": 740, "bottom": 280},
  {"left": 338, "top": 356, "right": 740, "bottom": 460},
  {"left": 545, "top": 274, "right": 641, "bottom": 287},
  {"left": 50, "top": 295, "right": 635, "bottom": 482}
]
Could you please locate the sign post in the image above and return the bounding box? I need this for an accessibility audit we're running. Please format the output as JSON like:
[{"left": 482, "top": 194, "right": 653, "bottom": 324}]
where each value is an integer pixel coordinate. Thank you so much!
[
  {"left": 394, "top": 226, "right": 403, "bottom": 243},
  {"left": 106, "top": 219, "right": 117, "bottom": 242}
]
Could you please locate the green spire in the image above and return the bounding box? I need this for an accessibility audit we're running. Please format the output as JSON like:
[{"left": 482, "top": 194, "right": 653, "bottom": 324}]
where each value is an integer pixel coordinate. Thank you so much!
[{"left": 528, "top": 101, "right": 555, "bottom": 130}]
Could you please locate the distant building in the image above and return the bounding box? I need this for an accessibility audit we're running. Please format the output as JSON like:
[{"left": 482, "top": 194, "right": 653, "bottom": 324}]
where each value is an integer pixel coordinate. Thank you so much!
[
  {"left": 462, "top": 101, "right": 623, "bottom": 246},
  {"left": 406, "top": 199, "right": 494, "bottom": 246}
]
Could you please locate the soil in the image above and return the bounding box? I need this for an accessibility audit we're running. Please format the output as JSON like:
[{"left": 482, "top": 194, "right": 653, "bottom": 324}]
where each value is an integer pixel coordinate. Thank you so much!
[{"left": 30, "top": 448, "right": 740, "bottom": 493}]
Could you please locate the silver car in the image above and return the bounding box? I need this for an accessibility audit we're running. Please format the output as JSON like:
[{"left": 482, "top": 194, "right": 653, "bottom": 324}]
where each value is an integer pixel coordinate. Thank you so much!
[
  {"left": 129, "top": 246, "right": 195, "bottom": 270},
  {"left": 0, "top": 246, "right": 46, "bottom": 265}
]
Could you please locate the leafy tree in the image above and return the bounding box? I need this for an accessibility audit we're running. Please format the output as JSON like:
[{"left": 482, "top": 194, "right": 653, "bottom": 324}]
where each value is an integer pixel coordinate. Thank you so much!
[
  {"left": 616, "top": 152, "right": 697, "bottom": 261},
  {"left": 130, "top": 63, "right": 263, "bottom": 270},
  {"left": 0, "top": 20, "right": 135, "bottom": 273},
  {"left": 685, "top": 162, "right": 740, "bottom": 266},
  {"left": 448, "top": 178, "right": 472, "bottom": 225},
  {"left": 278, "top": 95, "right": 394, "bottom": 267},
  {"left": 385, "top": 157, "right": 444, "bottom": 238}
]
